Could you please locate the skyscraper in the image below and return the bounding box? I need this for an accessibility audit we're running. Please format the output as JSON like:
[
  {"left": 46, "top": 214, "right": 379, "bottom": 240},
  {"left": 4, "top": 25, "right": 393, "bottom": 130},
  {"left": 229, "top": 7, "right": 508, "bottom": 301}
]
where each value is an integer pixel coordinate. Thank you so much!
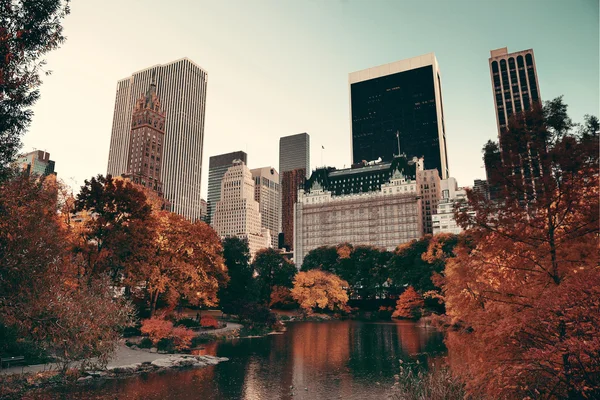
[
  {"left": 106, "top": 58, "right": 208, "bottom": 220},
  {"left": 123, "top": 79, "right": 166, "bottom": 196},
  {"left": 417, "top": 168, "right": 441, "bottom": 235},
  {"left": 251, "top": 167, "right": 281, "bottom": 249},
  {"left": 212, "top": 160, "right": 270, "bottom": 259},
  {"left": 17, "top": 150, "right": 55, "bottom": 176},
  {"left": 279, "top": 133, "right": 310, "bottom": 250},
  {"left": 349, "top": 53, "right": 449, "bottom": 179},
  {"left": 489, "top": 47, "right": 541, "bottom": 134},
  {"left": 206, "top": 151, "right": 248, "bottom": 224},
  {"left": 488, "top": 48, "right": 543, "bottom": 201},
  {"left": 279, "top": 133, "right": 310, "bottom": 174}
]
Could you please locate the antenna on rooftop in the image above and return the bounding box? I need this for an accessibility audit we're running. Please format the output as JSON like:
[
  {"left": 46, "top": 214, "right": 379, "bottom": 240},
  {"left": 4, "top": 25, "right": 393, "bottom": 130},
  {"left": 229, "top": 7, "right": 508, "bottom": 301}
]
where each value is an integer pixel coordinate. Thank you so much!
[{"left": 396, "top": 131, "right": 401, "bottom": 156}]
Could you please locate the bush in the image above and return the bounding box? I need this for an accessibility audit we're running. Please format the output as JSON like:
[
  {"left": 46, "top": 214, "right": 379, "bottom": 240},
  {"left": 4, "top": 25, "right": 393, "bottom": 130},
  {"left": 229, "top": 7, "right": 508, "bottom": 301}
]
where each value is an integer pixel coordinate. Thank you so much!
[
  {"left": 237, "top": 303, "right": 277, "bottom": 328},
  {"left": 378, "top": 306, "right": 394, "bottom": 320},
  {"left": 190, "top": 336, "right": 212, "bottom": 348},
  {"left": 156, "top": 338, "right": 175, "bottom": 353},
  {"left": 138, "top": 338, "right": 153, "bottom": 349},
  {"left": 175, "top": 318, "right": 201, "bottom": 329},
  {"left": 140, "top": 318, "right": 195, "bottom": 350},
  {"left": 200, "top": 315, "right": 219, "bottom": 329},
  {"left": 122, "top": 325, "right": 142, "bottom": 338}
]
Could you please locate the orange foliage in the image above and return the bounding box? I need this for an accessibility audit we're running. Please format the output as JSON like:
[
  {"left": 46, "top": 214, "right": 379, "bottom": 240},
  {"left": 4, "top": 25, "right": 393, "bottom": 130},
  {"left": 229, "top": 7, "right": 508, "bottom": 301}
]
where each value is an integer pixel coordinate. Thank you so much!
[
  {"left": 200, "top": 315, "right": 219, "bottom": 329},
  {"left": 291, "top": 270, "right": 349, "bottom": 313},
  {"left": 392, "top": 286, "right": 424, "bottom": 319},
  {"left": 269, "top": 285, "right": 294, "bottom": 308},
  {"left": 140, "top": 318, "right": 195, "bottom": 350}
]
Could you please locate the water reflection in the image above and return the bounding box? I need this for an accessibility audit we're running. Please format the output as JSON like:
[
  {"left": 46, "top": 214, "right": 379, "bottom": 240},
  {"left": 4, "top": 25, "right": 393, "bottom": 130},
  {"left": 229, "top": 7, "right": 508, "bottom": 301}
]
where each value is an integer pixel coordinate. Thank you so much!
[{"left": 30, "top": 320, "right": 445, "bottom": 400}]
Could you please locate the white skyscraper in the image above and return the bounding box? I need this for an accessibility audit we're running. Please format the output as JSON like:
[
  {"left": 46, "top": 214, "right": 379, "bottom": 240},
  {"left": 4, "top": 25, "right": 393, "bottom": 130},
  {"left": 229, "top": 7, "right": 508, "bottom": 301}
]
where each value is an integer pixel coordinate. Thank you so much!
[
  {"left": 107, "top": 58, "right": 208, "bottom": 220},
  {"left": 212, "top": 160, "right": 270, "bottom": 259}
]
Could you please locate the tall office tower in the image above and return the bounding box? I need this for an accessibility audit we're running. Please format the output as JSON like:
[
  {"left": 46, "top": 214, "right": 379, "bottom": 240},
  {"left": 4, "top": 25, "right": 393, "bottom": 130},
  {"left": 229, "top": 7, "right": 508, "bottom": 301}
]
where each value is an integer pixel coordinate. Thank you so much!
[
  {"left": 349, "top": 53, "right": 449, "bottom": 179},
  {"left": 488, "top": 48, "right": 543, "bottom": 200},
  {"left": 417, "top": 168, "right": 441, "bottom": 235},
  {"left": 206, "top": 151, "right": 248, "bottom": 224},
  {"left": 212, "top": 160, "right": 270, "bottom": 259},
  {"left": 489, "top": 48, "right": 541, "bottom": 134},
  {"left": 123, "top": 80, "right": 166, "bottom": 195},
  {"left": 294, "top": 155, "right": 423, "bottom": 268},
  {"left": 17, "top": 150, "right": 56, "bottom": 176},
  {"left": 473, "top": 179, "right": 490, "bottom": 200},
  {"left": 251, "top": 167, "right": 281, "bottom": 248},
  {"left": 107, "top": 58, "right": 207, "bottom": 220},
  {"left": 279, "top": 133, "right": 310, "bottom": 250},
  {"left": 200, "top": 199, "right": 208, "bottom": 222}
]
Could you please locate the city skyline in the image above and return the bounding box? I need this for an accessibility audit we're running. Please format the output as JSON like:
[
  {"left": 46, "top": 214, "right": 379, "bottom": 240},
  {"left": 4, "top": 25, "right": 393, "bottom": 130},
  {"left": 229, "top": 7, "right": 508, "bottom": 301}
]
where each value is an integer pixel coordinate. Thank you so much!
[{"left": 21, "top": 0, "right": 599, "bottom": 197}]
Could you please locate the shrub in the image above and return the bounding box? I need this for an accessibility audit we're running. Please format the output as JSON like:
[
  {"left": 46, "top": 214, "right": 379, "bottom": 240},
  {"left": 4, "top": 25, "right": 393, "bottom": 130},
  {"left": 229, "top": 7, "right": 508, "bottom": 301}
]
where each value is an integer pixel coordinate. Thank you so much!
[
  {"left": 269, "top": 286, "right": 296, "bottom": 309},
  {"left": 156, "top": 338, "right": 175, "bottom": 353},
  {"left": 175, "top": 318, "right": 201, "bottom": 329},
  {"left": 378, "top": 306, "right": 394, "bottom": 320},
  {"left": 138, "top": 338, "right": 153, "bottom": 349},
  {"left": 140, "top": 317, "right": 195, "bottom": 351},
  {"left": 200, "top": 315, "right": 219, "bottom": 329},
  {"left": 191, "top": 336, "right": 211, "bottom": 348},
  {"left": 237, "top": 303, "right": 277, "bottom": 328}
]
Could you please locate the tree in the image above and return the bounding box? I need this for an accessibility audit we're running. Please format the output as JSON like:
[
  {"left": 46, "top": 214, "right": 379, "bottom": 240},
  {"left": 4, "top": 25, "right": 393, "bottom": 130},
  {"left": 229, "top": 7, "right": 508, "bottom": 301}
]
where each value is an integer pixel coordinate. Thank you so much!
[
  {"left": 218, "top": 237, "right": 256, "bottom": 315},
  {"left": 0, "top": 0, "right": 70, "bottom": 180},
  {"left": 442, "top": 98, "right": 599, "bottom": 399},
  {"left": 73, "top": 175, "right": 157, "bottom": 287},
  {"left": 300, "top": 246, "right": 339, "bottom": 272},
  {"left": 291, "top": 270, "right": 349, "bottom": 313},
  {"left": 0, "top": 173, "right": 132, "bottom": 372},
  {"left": 392, "top": 286, "right": 424, "bottom": 320},
  {"left": 145, "top": 211, "right": 227, "bottom": 317},
  {"left": 350, "top": 245, "right": 391, "bottom": 300},
  {"left": 252, "top": 248, "right": 296, "bottom": 304}
]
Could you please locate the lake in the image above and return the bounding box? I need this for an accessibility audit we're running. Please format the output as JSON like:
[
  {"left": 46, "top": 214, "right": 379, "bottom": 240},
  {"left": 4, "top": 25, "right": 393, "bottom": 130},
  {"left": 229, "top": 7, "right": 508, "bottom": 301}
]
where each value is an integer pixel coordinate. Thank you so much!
[{"left": 28, "top": 320, "right": 446, "bottom": 400}]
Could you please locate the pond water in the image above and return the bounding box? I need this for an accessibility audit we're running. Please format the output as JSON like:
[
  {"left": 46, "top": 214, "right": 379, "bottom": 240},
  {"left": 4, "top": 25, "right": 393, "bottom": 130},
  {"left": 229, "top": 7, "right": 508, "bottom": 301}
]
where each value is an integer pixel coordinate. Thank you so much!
[{"left": 28, "top": 320, "right": 446, "bottom": 400}]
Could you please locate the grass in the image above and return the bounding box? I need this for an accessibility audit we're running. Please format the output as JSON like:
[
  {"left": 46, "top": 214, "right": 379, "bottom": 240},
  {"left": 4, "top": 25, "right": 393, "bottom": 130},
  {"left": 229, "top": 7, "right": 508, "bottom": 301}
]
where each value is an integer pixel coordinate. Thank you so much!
[{"left": 389, "top": 361, "right": 470, "bottom": 400}]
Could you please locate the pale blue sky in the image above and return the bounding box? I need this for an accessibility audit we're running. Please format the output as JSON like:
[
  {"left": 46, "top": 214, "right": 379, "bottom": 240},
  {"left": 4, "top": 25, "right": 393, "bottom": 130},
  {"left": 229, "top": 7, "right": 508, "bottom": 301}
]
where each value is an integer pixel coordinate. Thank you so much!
[{"left": 24, "top": 0, "right": 599, "bottom": 195}]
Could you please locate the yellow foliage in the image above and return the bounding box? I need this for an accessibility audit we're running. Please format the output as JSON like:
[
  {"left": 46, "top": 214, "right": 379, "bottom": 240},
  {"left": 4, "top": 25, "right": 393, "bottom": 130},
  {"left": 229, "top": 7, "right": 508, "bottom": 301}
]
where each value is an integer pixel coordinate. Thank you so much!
[{"left": 291, "top": 270, "right": 349, "bottom": 313}]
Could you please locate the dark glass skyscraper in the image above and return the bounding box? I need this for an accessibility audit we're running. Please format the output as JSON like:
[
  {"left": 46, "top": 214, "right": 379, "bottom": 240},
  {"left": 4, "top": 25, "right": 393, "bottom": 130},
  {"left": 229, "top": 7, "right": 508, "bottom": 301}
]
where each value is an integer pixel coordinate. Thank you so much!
[
  {"left": 279, "top": 133, "right": 310, "bottom": 251},
  {"left": 349, "top": 53, "right": 449, "bottom": 179}
]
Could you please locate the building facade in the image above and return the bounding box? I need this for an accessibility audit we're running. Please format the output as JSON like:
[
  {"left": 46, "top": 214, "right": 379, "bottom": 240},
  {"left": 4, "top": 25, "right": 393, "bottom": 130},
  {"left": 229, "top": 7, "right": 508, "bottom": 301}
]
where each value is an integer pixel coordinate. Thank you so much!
[
  {"left": 207, "top": 151, "right": 248, "bottom": 224},
  {"left": 417, "top": 168, "right": 441, "bottom": 235},
  {"left": 488, "top": 47, "right": 544, "bottom": 201},
  {"left": 212, "top": 160, "right": 270, "bottom": 259},
  {"left": 349, "top": 53, "right": 449, "bottom": 179},
  {"left": 294, "top": 156, "right": 423, "bottom": 267},
  {"left": 489, "top": 47, "right": 541, "bottom": 134},
  {"left": 123, "top": 80, "right": 166, "bottom": 195},
  {"left": 279, "top": 133, "right": 310, "bottom": 250},
  {"left": 17, "top": 151, "right": 55, "bottom": 176},
  {"left": 107, "top": 58, "right": 208, "bottom": 221},
  {"left": 251, "top": 167, "right": 281, "bottom": 248},
  {"left": 432, "top": 178, "right": 467, "bottom": 235}
]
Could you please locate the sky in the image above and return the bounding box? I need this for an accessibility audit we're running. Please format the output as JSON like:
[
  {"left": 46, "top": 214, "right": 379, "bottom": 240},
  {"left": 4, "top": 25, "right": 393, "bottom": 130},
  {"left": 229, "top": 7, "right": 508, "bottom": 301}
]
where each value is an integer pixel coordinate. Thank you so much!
[{"left": 24, "top": 0, "right": 599, "bottom": 196}]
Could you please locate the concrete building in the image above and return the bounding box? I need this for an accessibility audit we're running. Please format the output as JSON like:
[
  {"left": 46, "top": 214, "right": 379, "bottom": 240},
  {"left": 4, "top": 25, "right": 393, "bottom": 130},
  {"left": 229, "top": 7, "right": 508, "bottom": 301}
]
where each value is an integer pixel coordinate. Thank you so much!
[
  {"left": 294, "top": 156, "right": 423, "bottom": 268},
  {"left": 473, "top": 179, "right": 490, "bottom": 200},
  {"left": 122, "top": 79, "right": 166, "bottom": 196},
  {"left": 207, "top": 151, "right": 248, "bottom": 224},
  {"left": 200, "top": 199, "right": 208, "bottom": 222},
  {"left": 489, "top": 47, "right": 541, "bottom": 134},
  {"left": 349, "top": 53, "right": 449, "bottom": 179},
  {"left": 279, "top": 133, "right": 310, "bottom": 250},
  {"left": 251, "top": 167, "right": 281, "bottom": 248},
  {"left": 417, "top": 168, "right": 441, "bottom": 235},
  {"left": 212, "top": 160, "right": 270, "bottom": 259},
  {"left": 432, "top": 178, "right": 467, "bottom": 235},
  {"left": 17, "top": 150, "right": 55, "bottom": 176},
  {"left": 107, "top": 58, "right": 207, "bottom": 221}
]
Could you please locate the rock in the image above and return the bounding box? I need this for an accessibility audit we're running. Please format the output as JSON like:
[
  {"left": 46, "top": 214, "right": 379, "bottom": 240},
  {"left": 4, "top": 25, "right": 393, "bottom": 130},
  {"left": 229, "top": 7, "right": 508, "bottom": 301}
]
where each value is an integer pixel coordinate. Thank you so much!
[
  {"left": 85, "top": 370, "right": 107, "bottom": 377},
  {"left": 151, "top": 355, "right": 228, "bottom": 369},
  {"left": 77, "top": 376, "right": 93, "bottom": 382},
  {"left": 150, "top": 348, "right": 158, "bottom": 353},
  {"left": 130, "top": 345, "right": 139, "bottom": 350},
  {"left": 110, "top": 363, "right": 141, "bottom": 373}
]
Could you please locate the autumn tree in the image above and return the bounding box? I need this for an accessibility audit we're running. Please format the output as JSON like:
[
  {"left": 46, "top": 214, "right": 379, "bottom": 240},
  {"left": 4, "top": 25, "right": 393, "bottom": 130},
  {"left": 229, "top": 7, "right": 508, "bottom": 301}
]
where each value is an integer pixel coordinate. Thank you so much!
[
  {"left": 291, "top": 270, "right": 349, "bottom": 313},
  {"left": 0, "top": 0, "right": 70, "bottom": 180},
  {"left": 0, "top": 173, "right": 132, "bottom": 371},
  {"left": 392, "top": 286, "right": 424, "bottom": 320},
  {"left": 145, "top": 211, "right": 228, "bottom": 317},
  {"left": 442, "top": 98, "right": 599, "bottom": 399},
  {"left": 252, "top": 248, "right": 296, "bottom": 304},
  {"left": 218, "top": 237, "right": 257, "bottom": 315},
  {"left": 73, "top": 174, "right": 157, "bottom": 287}
]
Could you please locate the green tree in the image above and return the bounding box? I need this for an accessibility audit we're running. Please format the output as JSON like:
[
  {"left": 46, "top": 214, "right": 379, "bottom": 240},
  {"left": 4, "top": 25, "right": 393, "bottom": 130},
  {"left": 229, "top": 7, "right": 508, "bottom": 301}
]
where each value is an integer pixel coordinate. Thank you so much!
[
  {"left": 218, "top": 237, "right": 257, "bottom": 314},
  {"left": 300, "top": 246, "right": 339, "bottom": 272},
  {"left": 252, "top": 248, "right": 296, "bottom": 304},
  {"left": 0, "top": 0, "right": 70, "bottom": 180},
  {"left": 350, "top": 245, "right": 391, "bottom": 300}
]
